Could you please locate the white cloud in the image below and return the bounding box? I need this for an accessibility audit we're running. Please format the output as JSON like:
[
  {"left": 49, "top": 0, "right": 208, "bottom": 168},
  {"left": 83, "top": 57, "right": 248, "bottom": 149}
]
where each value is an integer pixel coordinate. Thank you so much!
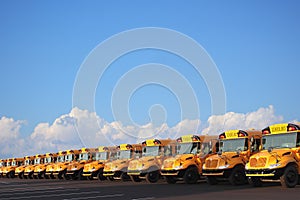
[
  {"left": 202, "top": 105, "right": 284, "bottom": 135},
  {"left": 0, "top": 105, "right": 287, "bottom": 158},
  {"left": 0, "top": 116, "right": 25, "bottom": 158}
]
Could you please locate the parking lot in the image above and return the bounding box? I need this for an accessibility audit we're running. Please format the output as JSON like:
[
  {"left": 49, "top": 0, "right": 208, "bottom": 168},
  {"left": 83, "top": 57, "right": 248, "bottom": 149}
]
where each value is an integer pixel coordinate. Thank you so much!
[{"left": 0, "top": 179, "right": 299, "bottom": 200}]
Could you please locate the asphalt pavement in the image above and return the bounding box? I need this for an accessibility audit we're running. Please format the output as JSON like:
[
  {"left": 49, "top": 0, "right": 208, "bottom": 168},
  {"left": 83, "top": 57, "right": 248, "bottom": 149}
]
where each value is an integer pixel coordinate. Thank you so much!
[{"left": 0, "top": 178, "right": 299, "bottom": 200}]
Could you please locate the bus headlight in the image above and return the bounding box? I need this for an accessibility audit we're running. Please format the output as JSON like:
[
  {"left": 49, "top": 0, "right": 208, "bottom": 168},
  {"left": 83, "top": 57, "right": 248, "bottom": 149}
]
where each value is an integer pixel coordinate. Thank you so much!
[
  {"left": 269, "top": 163, "right": 281, "bottom": 169},
  {"left": 218, "top": 164, "right": 230, "bottom": 169}
]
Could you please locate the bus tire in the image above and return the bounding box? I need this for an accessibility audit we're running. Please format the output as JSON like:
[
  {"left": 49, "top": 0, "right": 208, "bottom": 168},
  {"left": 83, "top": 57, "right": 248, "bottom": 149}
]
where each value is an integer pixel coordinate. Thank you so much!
[
  {"left": 280, "top": 165, "right": 298, "bottom": 188},
  {"left": 183, "top": 167, "right": 199, "bottom": 184},
  {"left": 19, "top": 173, "right": 24, "bottom": 179},
  {"left": 121, "top": 172, "right": 130, "bottom": 182},
  {"left": 229, "top": 166, "right": 247, "bottom": 185},
  {"left": 130, "top": 175, "right": 141, "bottom": 182},
  {"left": 8, "top": 171, "right": 15, "bottom": 178},
  {"left": 165, "top": 176, "right": 177, "bottom": 184},
  {"left": 146, "top": 170, "right": 160, "bottom": 183},
  {"left": 206, "top": 176, "right": 218, "bottom": 185},
  {"left": 248, "top": 177, "right": 262, "bottom": 187},
  {"left": 97, "top": 170, "right": 106, "bottom": 181}
]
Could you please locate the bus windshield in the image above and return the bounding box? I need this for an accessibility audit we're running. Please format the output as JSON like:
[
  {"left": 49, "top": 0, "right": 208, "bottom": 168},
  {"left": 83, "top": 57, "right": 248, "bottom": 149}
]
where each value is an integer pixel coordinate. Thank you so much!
[
  {"left": 78, "top": 153, "right": 89, "bottom": 161},
  {"left": 34, "top": 158, "right": 41, "bottom": 165},
  {"left": 118, "top": 150, "right": 132, "bottom": 159},
  {"left": 44, "top": 157, "right": 52, "bottom": 164},
  {"left": 57, "top": 155, "right": 65, "bottom": 163},
  {"left": 142, "top": 146, "right": 160, "bottom": 157},
  {"left": 65, "top": 154, "right": 74, "bottom": 162},
  {"left": 262, "top": 132, "right": 299, "bottom": 150},
  {"left": 24, "top": 159, "right": 31, "bottom": 166},
  {"left": 176, "top": 143, "right": 199, "bottom": 155},
  {"left": 12, "top": 161, "right": 18, "bottom": 166},
  {"left": 96, "top": 152, "right": 108, "bottom": 160},
  {"left": 220, "top": 138, "right": 248, "bottom": 152}
]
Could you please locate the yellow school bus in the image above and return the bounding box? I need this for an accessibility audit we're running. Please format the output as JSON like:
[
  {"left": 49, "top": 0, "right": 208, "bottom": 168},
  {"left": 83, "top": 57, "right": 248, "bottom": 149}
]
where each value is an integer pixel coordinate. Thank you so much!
[
  {"left": 202, "top": 129, "right": 262, "bottom": 185},
  {"left": 103, "top": 144, "right": 142, "bottom": 181},
  {"left": 33, "top": 153, "right": 58, "bottom": 179},
  {"left": 161, "top": 134, "right": 218, "bottom": 184},
  {"left": 45, "top": 150, "right": 66, "bottom": 179},
  {"left": 66, "top": 148, "right": 96, "bottom": 180},
  {"left": 127, "top": 139, "right": 175, "bottom": 183},
  {"left": 15, "top": 156, "right": 35, "bottom": 179},
  {"left": 24, "top": 154, "right": 46, "bottom": 179},
  {"left": 2, "top": 157, "right": 24, "bottom": 178},
  {"left": 0, "top": 159, "right": 6, "bottom": 177},
  {"left": 246, "top": 123, "right": 300, "bottom": 188},
  {"left": 52, "top": 149, "right": 80, "bottom": 180},
  {"left": 82, "top": 146, "right": 118, "bottom": 180}
]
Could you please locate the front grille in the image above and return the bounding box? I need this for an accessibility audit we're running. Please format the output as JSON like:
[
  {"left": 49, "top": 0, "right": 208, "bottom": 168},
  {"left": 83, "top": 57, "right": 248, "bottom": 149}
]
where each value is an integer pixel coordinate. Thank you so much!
[
  {"left": 163, "top": 160, "right": 174, "bottom": 168},
  {"left": 249, "top": 157, "right": 267, "bottom": 167},
  {"left": 206, "top": 159, "right": 218, "bottom": 168}
]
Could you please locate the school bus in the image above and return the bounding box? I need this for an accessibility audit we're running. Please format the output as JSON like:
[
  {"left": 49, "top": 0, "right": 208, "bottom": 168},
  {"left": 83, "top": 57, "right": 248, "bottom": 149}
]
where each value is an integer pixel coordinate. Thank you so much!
[
  {"left": 45, "top": 150, "right": 66, "bottom": 179},
  {"left": 0, "top": 159, "right": 6, "bottom": 177},
  {"left": 82, "top": 146, "right": 118, "bottom": 180},
  {"left": 246, "top": 123, "right": 300, "bottom": 188},
  {"left": 127, "top": 139, "right": 175, "bottom": 183},
  {"left": 52, "top": 149, "right": 80, "bottom": 180},
  {"left": 15, "top": 156, "right": 35, "bottom": 179},
  {"left": 24, "top": 154, "right": 46, "bottom": 179},
  {"left": 161, "top": 134, "right": 218, "bottom": 184},
  {"left": 33, "top": 153, "right": 58, "bottom": 179},
  {"left": 2, "top": 157, "right": 24, "bottom": 178},
  {"left": 103, "top": 144, "right": 142, "bottom": 181},
  {"left": 66, "top": 148, "right": 96, "bottom": 180},
  {"left": 202, "top": 129, "right": 262, "bottom": 185}
]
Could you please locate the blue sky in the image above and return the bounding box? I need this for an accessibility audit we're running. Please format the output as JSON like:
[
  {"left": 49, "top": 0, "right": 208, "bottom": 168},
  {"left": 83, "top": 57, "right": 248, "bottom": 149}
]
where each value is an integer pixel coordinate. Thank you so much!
[{"left": 0, "top": 0, "right": 299, "bottom": 156}]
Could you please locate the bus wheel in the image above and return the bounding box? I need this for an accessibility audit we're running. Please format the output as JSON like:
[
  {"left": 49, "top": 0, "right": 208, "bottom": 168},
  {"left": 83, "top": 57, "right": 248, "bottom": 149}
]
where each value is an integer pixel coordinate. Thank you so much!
[
  {"left": 183, "top": 167, "right": 199, "bottom": 184},
  {"left": 19, "top": 173, "right": 24, "bottom": 179},
  {"left": 280, "top": 165, "right": 298, "bottom": 188},
  {"left": 9, "top": 171, "right": 15, "bottom": 178},
  {"left": 146, "top": 170, "right": 160, "bottom": 183},
  {"left": 87, "top": 175, "right": 93, "bottom": 180},
  {"left": 165, "top": 176, "right": 177, "bottom": 184},
  {"left": 97, "top": 171, "right": 106, "bottom": 181},
  {"left": 50, "top": 174, "right": 55, "bottom": 179},
  {"left": 248, "top": 177, "right": 262, "bottom": 187},
  {"left": 63, "top": 173, "right": 71, "bottom": 180},
  {"left": 130, "top": 175, "right": 141, "bottom": 182},
  {"left": 229, "top": 166, "right": 247, "bottom": 185},
  {"left": 28, "top": 173, "right": 33, "bottom": 179},
  {"left": 206, "top": 176, "right": 218, "bottom": 185},
  {"left": 121, "top": 172, "right": 130, "bottom": 182},
  {"left": 44, "top": 174, "right": 50, "bottom": 179}
]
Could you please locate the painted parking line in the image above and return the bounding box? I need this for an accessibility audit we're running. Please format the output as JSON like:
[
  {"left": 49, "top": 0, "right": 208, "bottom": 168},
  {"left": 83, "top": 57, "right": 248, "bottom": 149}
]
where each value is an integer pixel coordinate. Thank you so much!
[
  {"left": 0, "top": 188, "right": 79, "bottom": 196},
  {"left": 63, "top": 193, "right": 124, "bottom": 200},
  {"left": 2, "top": 191, "right": 101, "bottom": 200},
  {"left": 132, "top": 197, "right": 155, "bottom": 200}
]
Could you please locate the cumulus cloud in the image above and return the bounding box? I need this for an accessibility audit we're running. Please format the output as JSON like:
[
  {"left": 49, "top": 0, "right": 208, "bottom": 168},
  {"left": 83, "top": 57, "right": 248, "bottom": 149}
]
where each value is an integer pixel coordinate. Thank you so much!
[
  {"left": 0, "top": 105, "right": 288, "bottom": 158},
  {"left": 0, "top": 116, "right": 25, "bottom": 158},
  {"left": 202, "top": 105, "right": 284, "bottom": 135}
]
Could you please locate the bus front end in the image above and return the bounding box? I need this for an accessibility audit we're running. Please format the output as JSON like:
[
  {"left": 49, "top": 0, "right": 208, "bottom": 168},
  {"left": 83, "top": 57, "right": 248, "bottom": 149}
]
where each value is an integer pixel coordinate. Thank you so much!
[
  {"left": 127, "top": 139, "right": 174, "bottom": 183},
  {"left": 246, "top": 123, "right": 300, "bottom": 188},
  {"left": 203, "top": 130, "right": 262, "bottom": 185},
  {"left": 82, "top": 146, "right": 117, "bottom": 180},
  {"left": 161, "top": 135, "right": 218, "bottom": 184},
  {"left": 103, "top": 144, "right": 142, "bottom": 181}
]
